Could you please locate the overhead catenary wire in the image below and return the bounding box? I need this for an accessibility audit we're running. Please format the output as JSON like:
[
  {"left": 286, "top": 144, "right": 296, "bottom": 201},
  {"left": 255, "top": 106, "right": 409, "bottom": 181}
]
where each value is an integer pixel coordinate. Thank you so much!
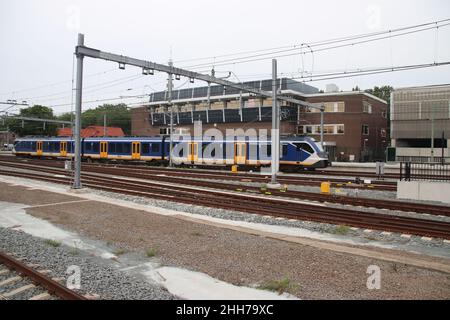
[
  {"left": 0, "top": 67, "right": 119, "bottom": 97},
  {"left": 181, "top": 21, "right": 450, "bottom": 70},
  {"left": 173, "top": 18, "right": 450, "bottom": 65}
]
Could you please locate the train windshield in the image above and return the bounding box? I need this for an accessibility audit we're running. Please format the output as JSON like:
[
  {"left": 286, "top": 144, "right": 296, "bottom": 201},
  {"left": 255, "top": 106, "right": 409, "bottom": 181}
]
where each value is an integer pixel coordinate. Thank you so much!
[{"left": 293, "top": 143, "right": 314, "bottom": 154}]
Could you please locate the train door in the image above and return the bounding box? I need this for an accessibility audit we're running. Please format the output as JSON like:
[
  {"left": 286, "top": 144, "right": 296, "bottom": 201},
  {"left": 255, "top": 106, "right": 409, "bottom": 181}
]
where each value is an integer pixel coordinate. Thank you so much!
[
  {"left": 100, "top": 141, "right": 108, "bottom": 158},
  {"left": 60, "top": 141, "right": 67, "bottom": 157},
  {"left": 36, "top": 141, "right": 43, "bottom": 156},
  {"left": 234, "top": 142, "right": 246, "bottom": 165},
  {"left": 132, "top": 142, "right": 141, "bottom": 160},
  {"left": 188, "top": 142, "right": 198, "bottom": 162}
]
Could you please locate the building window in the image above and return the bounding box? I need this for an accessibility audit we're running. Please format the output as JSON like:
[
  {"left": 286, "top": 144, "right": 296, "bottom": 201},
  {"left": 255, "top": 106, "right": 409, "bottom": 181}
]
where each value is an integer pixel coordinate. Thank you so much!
[
  {"left": 363, "top": 102, "right": 372, "bottom": 114},
  {"left": 159, "top": 128, "right": 172, "bottom": 135},
  {"left": 323, "top": 125, "right": 334, "bottom": 134},
  {"left": 308, "top": 102, "right": 345, "bottom": 113},
  {"left": 301, "top": 124, "right": 345, "bottom": 135},
  {"left": 362, "top": 124, "right": 369, "bottom": 135},
  {"left": 380, "top": 128, "right": 386, "bottom": 138}
]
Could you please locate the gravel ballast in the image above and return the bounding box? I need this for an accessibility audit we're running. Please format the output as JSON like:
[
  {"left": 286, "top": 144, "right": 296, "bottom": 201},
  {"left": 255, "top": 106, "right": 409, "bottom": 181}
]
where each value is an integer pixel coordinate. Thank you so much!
[{"left": 0, "top": 227, "right": 174, "bottom": 300}]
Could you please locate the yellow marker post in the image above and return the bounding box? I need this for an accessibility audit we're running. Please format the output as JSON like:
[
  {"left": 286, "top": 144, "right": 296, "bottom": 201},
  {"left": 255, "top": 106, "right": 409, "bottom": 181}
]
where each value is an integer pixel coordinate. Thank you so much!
[{"left": 321, "top": 182, "right": 331, "bottom": 194}]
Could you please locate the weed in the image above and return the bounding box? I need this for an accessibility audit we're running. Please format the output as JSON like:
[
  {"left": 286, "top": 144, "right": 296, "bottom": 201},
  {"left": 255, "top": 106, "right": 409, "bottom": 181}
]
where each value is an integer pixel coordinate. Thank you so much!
[
  {"left": 146, "top": 248, "right": 158, "bottom": 257},
  {"left": 258, "top": 277, "right": 298, "bottom": 294},
  {"left": 332, "top": 225, "right": 350, "bottom": 235},
  {"left": 43, "top": 239, "right": 61, "bottom": 247},
  {"left": 113, "top": 248, "right": 127, "bottom": 256}
]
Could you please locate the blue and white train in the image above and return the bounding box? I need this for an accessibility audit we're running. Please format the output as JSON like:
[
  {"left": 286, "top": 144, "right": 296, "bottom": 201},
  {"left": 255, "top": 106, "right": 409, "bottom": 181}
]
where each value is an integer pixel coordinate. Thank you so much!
[{"left": 13, "top": 136, "right": 329, "bottom": 170}]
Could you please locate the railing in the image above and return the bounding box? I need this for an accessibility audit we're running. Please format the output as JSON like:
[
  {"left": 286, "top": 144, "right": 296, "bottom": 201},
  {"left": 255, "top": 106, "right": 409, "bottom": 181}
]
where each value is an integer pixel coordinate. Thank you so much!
[{"left": 400, "top": 162, "right": 450, "bottom": 182}]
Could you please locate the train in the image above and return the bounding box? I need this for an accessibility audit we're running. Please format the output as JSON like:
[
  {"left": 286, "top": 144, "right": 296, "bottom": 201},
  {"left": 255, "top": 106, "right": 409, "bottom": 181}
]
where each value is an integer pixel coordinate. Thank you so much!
[{"left": 12, "top": 135, "right": 329, "bottom": 170}]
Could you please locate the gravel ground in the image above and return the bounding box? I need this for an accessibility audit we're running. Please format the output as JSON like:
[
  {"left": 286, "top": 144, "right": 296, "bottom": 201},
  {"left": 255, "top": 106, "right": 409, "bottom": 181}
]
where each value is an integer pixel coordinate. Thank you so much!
[
  {"left": 0, "top": 186, "right": 446, "bottom": 299},
  {"left": 0, "top": 227, "right": 175, "bottom": 300}
]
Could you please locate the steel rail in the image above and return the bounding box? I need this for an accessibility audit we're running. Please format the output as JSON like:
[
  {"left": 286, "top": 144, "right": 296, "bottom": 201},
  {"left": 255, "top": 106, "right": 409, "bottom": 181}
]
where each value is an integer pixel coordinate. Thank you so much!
[{"left": 0, "top": 251, "right": 87, "bottom": 300}]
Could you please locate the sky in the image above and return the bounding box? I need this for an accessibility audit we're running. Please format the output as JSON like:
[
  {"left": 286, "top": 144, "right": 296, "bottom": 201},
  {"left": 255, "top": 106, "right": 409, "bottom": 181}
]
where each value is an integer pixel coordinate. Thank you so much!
[{"left": 0, "top": 0, "right": 449, "bottom": 115}]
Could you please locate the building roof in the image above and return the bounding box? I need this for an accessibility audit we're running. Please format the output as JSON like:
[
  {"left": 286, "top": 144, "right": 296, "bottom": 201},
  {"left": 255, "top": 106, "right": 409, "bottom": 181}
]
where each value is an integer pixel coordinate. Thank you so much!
[
  {"left": 57, "top": 126, "right": 125, "bottom": 137},
  {"left": 300, "top": 90, "right": 388, "bottom": 105},
  {"left": 393, "top": 83, "right": 450, "bottom": 91},
  {"left": 133, "top": 77, "right": 387, "bottom": 107}
]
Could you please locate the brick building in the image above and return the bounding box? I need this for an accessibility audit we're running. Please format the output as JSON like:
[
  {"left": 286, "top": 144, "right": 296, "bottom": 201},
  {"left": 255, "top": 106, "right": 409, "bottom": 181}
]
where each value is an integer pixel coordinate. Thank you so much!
[
  {"left": 57, "top": 126, "right": 125, "bottom": 138},
  {"left": 131, "top": 78, "right": 387, "bottom": 162}
]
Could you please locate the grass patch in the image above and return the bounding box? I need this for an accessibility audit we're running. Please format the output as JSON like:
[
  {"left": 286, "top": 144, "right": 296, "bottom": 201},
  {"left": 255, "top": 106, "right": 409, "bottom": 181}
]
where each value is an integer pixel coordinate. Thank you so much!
[
  {"left": 69, "top": 248, "right": 80, "bottom": 256},
  {"left": 43, "top": 239, "right": 61, "bottom": 247},
  {"left": 258, "top": 277, "right": 298, "bottom": 295},
  {"left": 332, "top": 225, "right": 350, "bottom": 235},
  {"left": 113, "top": 248, "right": 127, "bottom": 256},
  {"left": 146, "top": 248, "right": 158, "bottom": 257}
]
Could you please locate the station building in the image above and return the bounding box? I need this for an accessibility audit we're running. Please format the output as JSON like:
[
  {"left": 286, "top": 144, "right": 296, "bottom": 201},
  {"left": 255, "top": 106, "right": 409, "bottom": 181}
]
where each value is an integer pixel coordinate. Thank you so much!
[
  {"left": 389, "top": 84, "right": 450, "bottom": 163},
  {"left": 131, "top": 78, "right": 388, "bottom": 162}
]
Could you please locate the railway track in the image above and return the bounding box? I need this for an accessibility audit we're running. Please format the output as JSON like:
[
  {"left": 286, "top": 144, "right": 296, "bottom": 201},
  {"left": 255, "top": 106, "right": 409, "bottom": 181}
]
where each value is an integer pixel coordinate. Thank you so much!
[
  {"left": 1, "top": 163, "right": 450, "bottom": 240},
  {"left": 0, "top": 251, "right": 87, "bottom": 300},
  {"left": 0, "top": 156, "right": 397, "bottom": 191},
  {"left": 1, "top": 158, "right": 448, "bottom": 217}
]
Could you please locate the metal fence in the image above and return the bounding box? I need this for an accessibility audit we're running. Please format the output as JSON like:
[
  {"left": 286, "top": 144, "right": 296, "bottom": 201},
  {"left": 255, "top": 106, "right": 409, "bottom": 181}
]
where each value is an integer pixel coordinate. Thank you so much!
[{"left": 400, "top": 162, "right": 450, "bottom": 182}]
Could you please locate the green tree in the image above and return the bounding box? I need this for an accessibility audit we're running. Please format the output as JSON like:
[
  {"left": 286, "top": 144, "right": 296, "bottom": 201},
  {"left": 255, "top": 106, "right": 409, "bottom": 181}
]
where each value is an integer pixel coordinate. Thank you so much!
[
  {"left": 82, "top": 103, "right": 131, "bottom": 134},
  {"left": 365, "top": 85, "right": 393, "bottom": 105},
  {"left": 365, "top": 85, "right": 394, "bottom": 141},
  {"left": 8, "top": 105, "right": 58, "bottom": 137},
  {"left": 57, "top": 112, "right": 74, "bottom": 123}
]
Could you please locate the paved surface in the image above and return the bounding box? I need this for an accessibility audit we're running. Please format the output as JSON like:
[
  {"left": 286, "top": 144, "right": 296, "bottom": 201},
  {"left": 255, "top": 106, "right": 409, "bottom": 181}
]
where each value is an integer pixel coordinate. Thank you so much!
[{"left": 0, "top": 180, "right": 449, "bottom": 299}]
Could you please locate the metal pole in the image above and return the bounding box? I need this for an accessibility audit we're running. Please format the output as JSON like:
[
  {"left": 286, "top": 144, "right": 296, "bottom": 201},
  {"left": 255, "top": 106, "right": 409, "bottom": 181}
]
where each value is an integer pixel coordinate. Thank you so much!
[
  {"left": 270, "top": 59, "right": 279, "bottom": 185},
  {"left": 431, "top": 105, "right": 435, "bottom": 162},
  {"left": 168, "top": 59, "right": 174, "bottom": 167},
  {"left": 320, "top": 106, "right": 324, "bottom": 149},
  {"left": 73, "top": 33, "right": 84, "bottom": 189},
  {"left": 103, "top": 113, "right": 106, "bottom": 137}
]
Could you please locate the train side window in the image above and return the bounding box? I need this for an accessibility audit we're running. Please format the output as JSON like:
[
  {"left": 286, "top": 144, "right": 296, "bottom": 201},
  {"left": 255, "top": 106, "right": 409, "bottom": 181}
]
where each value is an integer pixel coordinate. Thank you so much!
[
  {"left": 142, "top": 143, "right": 150, "bottom": 154},
  {"left": 151, "top": 143, "right": 160, "bottom": 153},
  {"left": 124, "top": 143, "right": 131, "bottom": 154},
  {"left": 282, "top": 144, "right": 288, "bottom": 156},
  {"left": 85, "top": 142, "right": 92, "bottom": 152},
  {"left": 109, "top": 143, "right": 116, "bottom": 153},
  {"left": 116, "top": 143, "right": 123, "bottom": 153},
  {"left": 31, "top": 142, "right": 36, "bottom": 150},
  {"left": 93, "top": 142, "right": 99, "bottom": 153}
]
